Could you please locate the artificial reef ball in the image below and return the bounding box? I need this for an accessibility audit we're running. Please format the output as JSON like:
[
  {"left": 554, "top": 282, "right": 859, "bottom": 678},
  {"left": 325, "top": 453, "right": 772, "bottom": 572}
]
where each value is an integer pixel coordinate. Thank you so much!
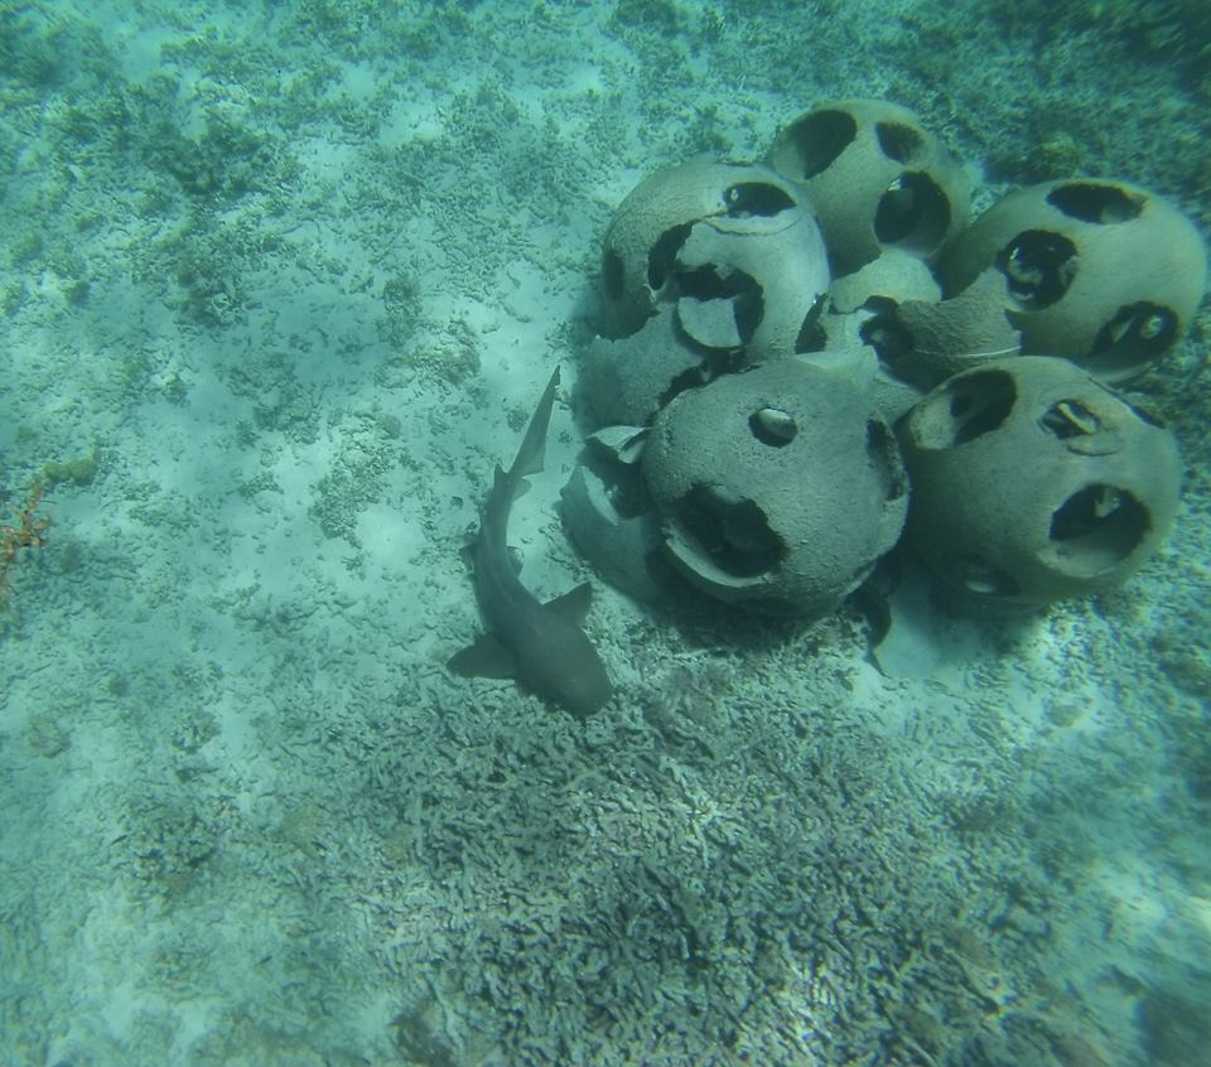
[
  {"left": 896, "top": 355, "right": 1181, "bottom": 614},
  {"left": 767, "top": 98, "right": 970, "bottom": 276},
  {"left": 642, "top": 356, "right": 907, "bottom": 618},
  {"left": 599, "top": 158, "right": 830, "bottom": 359},
  {"left": 578, "top": 306, "right": 706, "bottom": 431},
  {"left": 938, "top": 178, "right": 1207, "bottom": 383}
]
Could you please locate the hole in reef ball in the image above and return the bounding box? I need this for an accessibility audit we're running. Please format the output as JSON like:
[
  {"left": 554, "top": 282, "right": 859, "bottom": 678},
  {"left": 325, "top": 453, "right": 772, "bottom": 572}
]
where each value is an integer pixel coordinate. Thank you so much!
[{"left": 749, "top": 407, "right": 798, "bottom": 446}]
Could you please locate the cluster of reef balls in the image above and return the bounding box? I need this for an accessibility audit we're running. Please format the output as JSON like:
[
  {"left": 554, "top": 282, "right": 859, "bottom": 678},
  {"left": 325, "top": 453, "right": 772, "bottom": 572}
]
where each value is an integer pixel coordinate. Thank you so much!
[{"left": 563, "top": 98, "right": 1203, "bottom": 619}]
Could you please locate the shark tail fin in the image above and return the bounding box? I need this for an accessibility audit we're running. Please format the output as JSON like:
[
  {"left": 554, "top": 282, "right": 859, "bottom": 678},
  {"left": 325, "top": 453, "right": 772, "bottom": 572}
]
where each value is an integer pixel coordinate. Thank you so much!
[{"left": 508, "top": 367, "right": 561, "bottom": 481}]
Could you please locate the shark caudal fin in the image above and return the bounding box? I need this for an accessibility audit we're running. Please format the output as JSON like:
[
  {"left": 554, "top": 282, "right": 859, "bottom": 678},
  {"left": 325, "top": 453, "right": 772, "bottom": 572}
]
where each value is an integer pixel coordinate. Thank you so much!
[{"left": 507, "top": 367, "right": 561, "bottom": 482}]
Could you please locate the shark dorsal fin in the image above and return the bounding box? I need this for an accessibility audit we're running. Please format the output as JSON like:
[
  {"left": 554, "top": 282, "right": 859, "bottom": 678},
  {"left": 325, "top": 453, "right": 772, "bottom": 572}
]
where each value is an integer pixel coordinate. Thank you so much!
[{"left": 545, "top": 582, "right": 592, "bottom": 625}]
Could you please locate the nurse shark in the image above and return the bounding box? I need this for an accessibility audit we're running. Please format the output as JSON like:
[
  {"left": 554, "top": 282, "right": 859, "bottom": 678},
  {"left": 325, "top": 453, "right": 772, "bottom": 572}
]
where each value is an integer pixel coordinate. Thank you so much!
[{"left": 449, "top": 367, "right": 612, "bottom": 717}]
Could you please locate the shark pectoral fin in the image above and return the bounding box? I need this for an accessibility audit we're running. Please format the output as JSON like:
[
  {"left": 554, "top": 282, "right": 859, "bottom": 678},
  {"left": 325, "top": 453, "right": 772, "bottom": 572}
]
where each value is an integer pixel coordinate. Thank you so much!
[
  {"left": 545, "top": 582, "right": 593, "bottom": 625},
  {"left": 448, "top": 633, "right": 518, "bottom": 679}
]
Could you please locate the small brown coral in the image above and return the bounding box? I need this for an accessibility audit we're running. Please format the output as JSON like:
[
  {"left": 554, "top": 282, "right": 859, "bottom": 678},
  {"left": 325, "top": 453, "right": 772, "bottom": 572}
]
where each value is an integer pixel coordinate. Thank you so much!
[{"left": 0, "top": 480, "right": 49, "bottom": 602}]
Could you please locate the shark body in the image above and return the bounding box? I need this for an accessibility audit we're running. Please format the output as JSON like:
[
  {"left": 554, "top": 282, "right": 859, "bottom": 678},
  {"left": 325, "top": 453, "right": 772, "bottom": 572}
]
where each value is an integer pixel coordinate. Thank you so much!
[{"left": 449, "top": 367, "right": 612, "bottom": 717}]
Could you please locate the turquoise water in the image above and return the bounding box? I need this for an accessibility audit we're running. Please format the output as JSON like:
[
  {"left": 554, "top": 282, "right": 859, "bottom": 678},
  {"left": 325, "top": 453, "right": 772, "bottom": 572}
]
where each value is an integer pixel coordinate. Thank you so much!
[{"left": 1, "top": 2, "right": 1208, "bottom": 1064}]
